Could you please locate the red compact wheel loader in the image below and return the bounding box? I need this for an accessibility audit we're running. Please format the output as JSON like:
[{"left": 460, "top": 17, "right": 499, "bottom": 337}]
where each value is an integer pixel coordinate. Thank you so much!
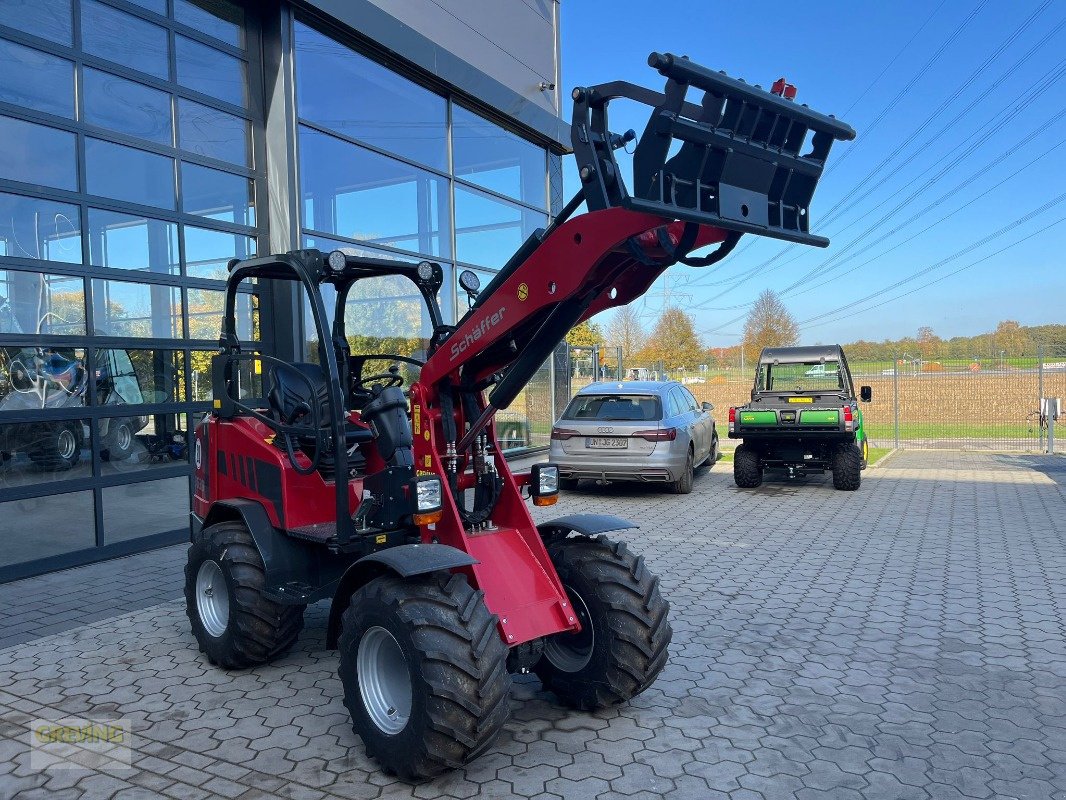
[{"left": 185, "top": 52, "right": 854, "bottom": 779}]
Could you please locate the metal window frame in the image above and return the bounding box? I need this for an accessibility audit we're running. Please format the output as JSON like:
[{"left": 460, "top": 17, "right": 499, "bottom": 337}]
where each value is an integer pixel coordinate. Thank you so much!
[{"left": 0, "top": 0, "right": 270, "bottom": 583}]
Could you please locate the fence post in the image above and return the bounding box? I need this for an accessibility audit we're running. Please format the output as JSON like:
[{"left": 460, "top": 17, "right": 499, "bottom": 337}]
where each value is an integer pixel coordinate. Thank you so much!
[
  {"left": 1038, "top": 344, "right": 1045, "bottom": 453},
  {"left": 893, "top": 356, "right": 900, "bottom": 450}
]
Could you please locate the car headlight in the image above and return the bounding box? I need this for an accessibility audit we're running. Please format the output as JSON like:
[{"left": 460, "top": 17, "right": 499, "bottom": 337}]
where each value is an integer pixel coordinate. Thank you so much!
[
  {"left": 411, "top": 475, "right": 443, "bottom": 525},
  {"left": 530, "top": 464, "right": 559, "bottom": 506}
]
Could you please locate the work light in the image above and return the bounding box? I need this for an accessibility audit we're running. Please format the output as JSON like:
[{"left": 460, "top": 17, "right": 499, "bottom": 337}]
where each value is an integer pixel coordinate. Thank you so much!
[
  {"left": 530, "top": 464, "right": 559, "bottom": 506},
  {"left": 412, "top": 475, "right": 443, "bottom": 525},
  {"left": 326, "top": 249, "right": 347, "bottom": 273}
]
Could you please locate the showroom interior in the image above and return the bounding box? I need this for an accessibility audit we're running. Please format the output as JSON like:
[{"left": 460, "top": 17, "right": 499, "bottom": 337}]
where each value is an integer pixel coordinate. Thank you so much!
[{"left": 0, "top": 0, "right": 568, "bottom": 581}]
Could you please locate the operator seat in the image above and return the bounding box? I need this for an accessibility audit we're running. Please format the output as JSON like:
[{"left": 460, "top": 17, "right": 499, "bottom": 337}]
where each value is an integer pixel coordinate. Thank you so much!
[{"left": 266, "top": 362, "right": 373, "bottom": 474}]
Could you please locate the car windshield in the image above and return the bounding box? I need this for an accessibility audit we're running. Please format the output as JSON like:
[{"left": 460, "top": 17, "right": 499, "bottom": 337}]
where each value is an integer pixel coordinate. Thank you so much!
[
  {"left": 563, "top": 394, "right": 662, "bottom": 421},
  {"left": 757, "top": 360, "right": 845, "bottom": 393}
]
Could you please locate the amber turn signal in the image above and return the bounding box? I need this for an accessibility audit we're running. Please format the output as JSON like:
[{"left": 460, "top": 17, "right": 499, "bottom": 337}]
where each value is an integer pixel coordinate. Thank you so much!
[
  {"left": 412, "top": 510, "right": 443, "bottom": 525},
  {"left": 532, "top": 495, "right": 557, "bottom": 507}
]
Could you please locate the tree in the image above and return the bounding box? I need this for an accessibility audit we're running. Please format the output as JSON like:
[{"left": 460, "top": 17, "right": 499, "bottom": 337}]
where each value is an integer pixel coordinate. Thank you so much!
[
  {"left": 993, "top": 319, "right": 1030, "bottom": 357},
  {"left": 742, "top": 290, "right": 798, "bottom": 360},
  {"left": 605, "top": 306, "right": 646, "bottom": 360},
  {"left": 916, "top": 326, "right": 941, "bottom": 360},
  {"left": 566, "top": 319, "right": 604, "bottom": 348},
  {"left": 634, "top": 307, "right": 704, "bottom": 368}
]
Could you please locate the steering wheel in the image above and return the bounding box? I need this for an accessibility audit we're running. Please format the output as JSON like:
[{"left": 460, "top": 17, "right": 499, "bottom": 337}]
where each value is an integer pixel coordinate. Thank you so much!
[{"left": 352, "top": 364, "right": 404, "bottom": 403}]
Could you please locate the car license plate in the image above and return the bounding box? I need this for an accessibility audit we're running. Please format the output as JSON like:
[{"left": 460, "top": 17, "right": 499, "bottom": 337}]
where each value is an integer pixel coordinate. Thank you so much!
[
  {"left": 788, "top": 397, "right": 813, "bottom": 403},
  {"left": 587, "top": 437, "right": 628, "bottom": 449}
]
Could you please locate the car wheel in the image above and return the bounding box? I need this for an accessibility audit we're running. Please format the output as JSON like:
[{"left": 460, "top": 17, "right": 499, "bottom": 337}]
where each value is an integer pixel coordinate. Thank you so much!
[
  {"left": 832, "top": 443, "right": 862, "bottom": 491},
  {"left": 710, "top": 431, "right": 720, "bottom": 466},
  {"left": 670, "top": 448, "right": 694, "bottom": 494},
  {"left": 733, "top": 444, "right": 762, "bottom": 488}
]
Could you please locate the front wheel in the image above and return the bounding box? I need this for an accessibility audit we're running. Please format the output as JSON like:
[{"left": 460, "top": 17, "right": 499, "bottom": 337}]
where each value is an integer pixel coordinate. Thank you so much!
[
  {"left": 28, "top": 422, "right": 81, "bottom": 471},
  {"left": 184, "top": 521, "right": 305, "bottom": 668},
  {"left": 101, "top": 420, "right": 136, "bottom": 462},
  {"left": 338, "top": 572, "right": 511, "bottom": 781},
  {"left": 535, "top": 536, "right": 672, "bottom": 710}
]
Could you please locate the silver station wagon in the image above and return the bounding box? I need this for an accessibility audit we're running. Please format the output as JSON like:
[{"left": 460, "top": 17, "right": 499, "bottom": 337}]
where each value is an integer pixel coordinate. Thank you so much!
[{"left": 549, "top": 380, "right": 719, "bottom": 494}]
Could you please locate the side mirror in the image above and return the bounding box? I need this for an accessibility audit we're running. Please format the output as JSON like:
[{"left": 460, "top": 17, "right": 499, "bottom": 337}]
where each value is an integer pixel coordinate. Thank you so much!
[
  {"left": 702, "top": 401, "right": 714, "bottom": 412},
  {"left": 860, "top": 385, "right": 872, "bottom": 402}
]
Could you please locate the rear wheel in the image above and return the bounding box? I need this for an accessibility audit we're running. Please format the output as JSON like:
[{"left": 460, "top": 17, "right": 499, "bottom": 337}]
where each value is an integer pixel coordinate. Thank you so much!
[
  {"left": 101, "top": 420, "right": 136, "bottom": 462},
  {"left": 338, "top": 572, "right": 511, "bottom": 781},
  {"left": 670, "top": 448, "right": 694, "bottom": 494},
  {"left": 733, "top": 444, "right": 762, "bottom": 488},
  {"left": 535, "top": 536, "right": 671, "bottom": 710},
  {"left": 832, "top": 443, "right": 862, "bottom": 490},
  {"left": 184, "top": 521, "right": 305, "bottom": 668},
  {"left": 28, "top": 423, "right": 81, "bottom": 471}
]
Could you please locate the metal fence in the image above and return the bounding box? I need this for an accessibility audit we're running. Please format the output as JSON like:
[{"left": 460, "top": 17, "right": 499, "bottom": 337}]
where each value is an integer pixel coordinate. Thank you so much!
[{"left": 569, "top": 346, "right": 1066, "bottom": 453}]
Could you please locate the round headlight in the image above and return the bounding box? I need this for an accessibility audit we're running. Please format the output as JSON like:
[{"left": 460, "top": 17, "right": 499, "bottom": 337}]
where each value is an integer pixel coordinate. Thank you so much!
[
  {"left": 416, "top": 260, "right": 435, "bottom": 281},
  {"left": 326, "top": 250, "right": 346, "bottom": 273}
]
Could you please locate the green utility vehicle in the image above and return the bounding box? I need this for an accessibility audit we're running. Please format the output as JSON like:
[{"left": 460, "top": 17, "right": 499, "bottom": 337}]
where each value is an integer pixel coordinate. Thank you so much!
[{"left": 728, "top": 346, "right": 872, "bottom": 490}]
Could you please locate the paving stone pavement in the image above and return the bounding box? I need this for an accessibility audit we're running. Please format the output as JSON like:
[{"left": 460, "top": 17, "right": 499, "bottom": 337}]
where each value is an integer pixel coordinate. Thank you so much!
[{"left": 0, "top": 450, "right": 1064, "bottom": 800}]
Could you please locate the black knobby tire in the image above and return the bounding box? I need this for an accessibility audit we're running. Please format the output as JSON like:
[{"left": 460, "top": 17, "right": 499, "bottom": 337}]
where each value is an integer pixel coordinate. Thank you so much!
[
  {"left": 338, "top": 572, "right": 511, "bottom": 781},
  {"left": 832, "top": 443, "right": 863, "bottom": 490},
  {"left": 733, "top": 444, "right": 762, "bottom": 488},
  {"left": 101, "top": 419, "right": 136, "bottom": 462},
  {"left": 27, "top": 422, "right": 81, "bottom": 471},
  {"left": 860, "top": 437, "right": 869, "bottom": 470},
  {"left": 184, "top": 521, "right": 305, "bottom": 668},
  {"left": 535, "top": 535, "right": 672, "bottom": 711},
  {"left": 671, "top": 448, "right": 694, "bottom": 494},
  {"left": 559, "top": 477, "right": 579, "bottom": 491}
]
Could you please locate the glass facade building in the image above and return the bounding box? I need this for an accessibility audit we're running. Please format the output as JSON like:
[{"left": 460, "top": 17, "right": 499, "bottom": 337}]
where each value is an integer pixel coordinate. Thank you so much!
[{"left": 0, "top": 0, "right": 566, "bottom": 581}]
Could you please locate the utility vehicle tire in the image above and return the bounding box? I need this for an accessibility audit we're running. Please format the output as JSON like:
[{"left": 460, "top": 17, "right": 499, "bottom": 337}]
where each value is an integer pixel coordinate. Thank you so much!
[
  {"left": 101, "top": 420, "right": 136, "bottom": 462},
  {"left": 338, "top": 572, "right": 511, "bottom": 781},
  {"left": 860, "top": 437, "right": 869, "bottom": 470},
  {"left": 733, "top": 444, "right": 762, "bottom": 488},
  {"left": 832, "top": 443, "right": 863, "bottom": 491},
  {"left": 184, "top": 521, "right": 305, "bottom": 668},
  {"left": 28, "top": 422, "right": 81, "bottom": 471},
  {"left": 670, "top": 448, "right": 694, "bottom": 494},
  {"left": 535, "top": 535, "right": 672, "bottom": 711},
  {"left": 559, "top": 477, "right": 579, "bottom": 491}
]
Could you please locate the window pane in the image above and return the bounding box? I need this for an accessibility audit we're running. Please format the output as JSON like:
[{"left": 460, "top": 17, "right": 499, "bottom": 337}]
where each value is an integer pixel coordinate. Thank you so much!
[
  {"left": 102, "top": 476, "right": 188, "bottom": 542},
  {"left": 0, "top": 0, "right": 72, "bottom": 45},
  {"left": 174, "top": 0, "right": 243, "bottom": 48},
  {"left": 0, "top": 270, "right": 84, "bottom": 334},
  {"left": 189, "top": 349, "right": 258, "bottom": 401},
  {"left": 83, "top": 68, "right": 172, "bottom": 146},
  {"left": 454, "top": 185, "right": 546, "bottom": 268},
  {"left": 0, "top": 346, "right": 87, "bottom": 414},
  {"left": 0, "top": 492, "right": 94, "bottom": 567},
  {"left": 85, "top": 138, "right": 175, "bottom": 210},
  {"left": 0, "top": 37, "right": 74, "bottom": 118},
  {"left": 126, "top": 0, "right": 166, "bottom": 13},
  {"left": 0, "top": 416, "right": 91, "bottom": 484},
  {"left": 183, "top": 225, "right": 254, "bottom": 279},
  {"left": 0, "top": 115, "right": 77, "bottom": 191},
  {"left": 180, "top": 162, "right": 254, "bottom": 225},
  {"left": 294, "top": 22, "right": 447, "bottom": 171},
  {"left": 94, "top": 347, "right": 183, "bottom": 405},
  {"left": 88, "top": 209, "right": 179, "bottom": 275},
  {"left": 81, "top": 0, "right": 169, "bottom": 80},
  {"left": 187, "top": 287, "right": 256, "bottom": 342},
  {"left": 299, "top": 127, "right": 449, "bottom": 258},
  {"left": 97, "top": 415, "right": 189, "bottom": 478},
  {"left": 177, "top": 98, "right": 249, "bottom": 166},
  {"left": 453, "top": 106, "right": 546, "bottom": 208},
  {"left": 176, "top": 35, "right": 245, "bottom": 107},
  {"left": 0, "top": 192, "right": 81, "bottom": 264},
  {"left": 91, "top": 277, "right": 182, "bottom": 338}
]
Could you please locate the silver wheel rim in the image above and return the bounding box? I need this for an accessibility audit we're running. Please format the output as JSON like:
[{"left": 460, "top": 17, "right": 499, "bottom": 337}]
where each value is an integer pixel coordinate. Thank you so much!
[
  {"left": 195, "top": 560, "right": 229, "bottom": 638},
  {"left": 57, "top": 429, "right": 77, "bottom": 460},
  {"left": 116, "top": 425, "right": 132, "bottom": 451},
  {"left": 544, "top": 589, "right": 595, "bottom": 672},
  {"left": 357, "top": 626, "right": 412, "bottom": 735}
]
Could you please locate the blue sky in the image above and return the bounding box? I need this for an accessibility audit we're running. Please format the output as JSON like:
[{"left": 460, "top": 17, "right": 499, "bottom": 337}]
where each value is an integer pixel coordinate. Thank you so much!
[{"left": 560, "top": 0, "right": 1066, "bottom": 347}]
